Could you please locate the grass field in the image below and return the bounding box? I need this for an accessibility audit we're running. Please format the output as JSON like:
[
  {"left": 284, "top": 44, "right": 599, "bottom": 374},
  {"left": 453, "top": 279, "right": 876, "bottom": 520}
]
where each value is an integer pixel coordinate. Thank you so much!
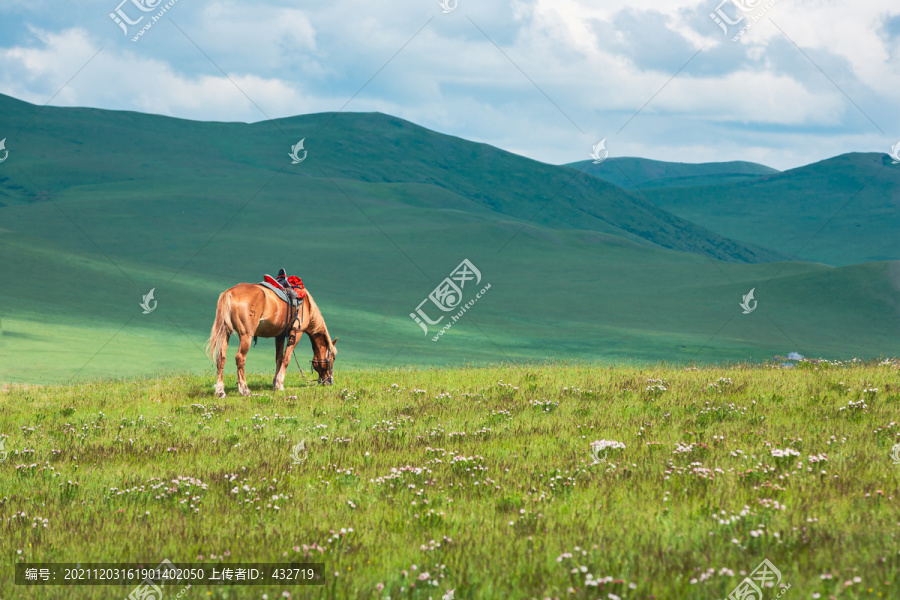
[{"left": 2, "top": 361, "right": 899, "bottom": 599}]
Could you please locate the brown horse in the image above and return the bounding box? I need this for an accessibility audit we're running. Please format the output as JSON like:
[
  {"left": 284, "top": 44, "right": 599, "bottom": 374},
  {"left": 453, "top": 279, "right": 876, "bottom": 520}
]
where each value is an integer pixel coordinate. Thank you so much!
[{"left": 205, "top": 283, "right": 338, "bottom": 397}]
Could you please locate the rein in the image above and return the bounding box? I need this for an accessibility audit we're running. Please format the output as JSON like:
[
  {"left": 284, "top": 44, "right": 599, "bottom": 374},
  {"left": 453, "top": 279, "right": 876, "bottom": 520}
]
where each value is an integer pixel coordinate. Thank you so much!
[
  {"left": 280, "top": 290, "right": 334, "bottom": 383},
  {"left": 285, "top": 295, "right": 311, "bottom": 375}
]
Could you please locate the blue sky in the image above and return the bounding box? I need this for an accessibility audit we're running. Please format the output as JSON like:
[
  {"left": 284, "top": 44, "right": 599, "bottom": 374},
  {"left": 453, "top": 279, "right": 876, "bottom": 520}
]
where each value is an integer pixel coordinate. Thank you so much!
[{"left": 1, "top": 0, "right": 898, "bottom": 170}]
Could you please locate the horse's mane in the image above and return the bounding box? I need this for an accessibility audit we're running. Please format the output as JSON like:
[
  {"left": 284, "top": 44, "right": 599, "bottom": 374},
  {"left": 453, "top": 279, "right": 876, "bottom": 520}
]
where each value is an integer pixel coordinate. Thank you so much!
[{"left": 304, "top": 291, "right": 337, "bottom": 356}]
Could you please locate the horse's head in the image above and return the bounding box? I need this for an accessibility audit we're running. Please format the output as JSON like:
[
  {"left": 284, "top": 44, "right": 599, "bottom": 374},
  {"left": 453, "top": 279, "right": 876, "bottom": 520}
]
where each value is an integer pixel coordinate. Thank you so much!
[{"left": 312, "top": 337, "right": 338, "bottom": 385}]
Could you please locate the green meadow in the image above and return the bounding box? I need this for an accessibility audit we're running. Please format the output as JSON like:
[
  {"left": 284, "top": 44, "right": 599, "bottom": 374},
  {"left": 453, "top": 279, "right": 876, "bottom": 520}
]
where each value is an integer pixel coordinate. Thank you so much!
[{"left": 1, "top": 362, "right": 899, "bottom": 599}]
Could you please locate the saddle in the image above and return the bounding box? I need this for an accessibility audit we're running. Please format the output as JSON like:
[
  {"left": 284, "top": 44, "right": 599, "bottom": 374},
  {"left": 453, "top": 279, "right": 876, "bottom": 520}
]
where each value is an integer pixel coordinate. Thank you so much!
[
  {"left": 262, "top": 268, "right": 307, "bottom": 302},
  {"left": 257, "top": 268, "right": 307, "bottom": 345}
]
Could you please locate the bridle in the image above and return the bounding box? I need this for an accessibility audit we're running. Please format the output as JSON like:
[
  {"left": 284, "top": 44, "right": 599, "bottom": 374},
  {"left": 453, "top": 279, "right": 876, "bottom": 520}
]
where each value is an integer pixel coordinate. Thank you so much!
[{"left": 310, "top": 346, "right": 334, "bottom": 379}]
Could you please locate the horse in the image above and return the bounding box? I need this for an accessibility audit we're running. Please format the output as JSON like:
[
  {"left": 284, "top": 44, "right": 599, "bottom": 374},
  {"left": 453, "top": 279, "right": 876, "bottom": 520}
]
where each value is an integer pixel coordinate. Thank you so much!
[{"left": 205, "top": 283, "right": 338, "bottom": 397}]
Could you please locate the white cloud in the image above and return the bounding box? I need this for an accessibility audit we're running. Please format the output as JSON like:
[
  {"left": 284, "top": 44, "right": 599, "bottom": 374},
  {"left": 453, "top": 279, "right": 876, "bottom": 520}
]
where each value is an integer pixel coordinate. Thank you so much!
[
  {"left": 0, "top": 28, "right": 330, "bottom": 121},
  {"left": 183, "top": 3, "right": 318, "bottom": 74},
  {"left": 0, "top": 0, "right": 898, "bottom": 169}
]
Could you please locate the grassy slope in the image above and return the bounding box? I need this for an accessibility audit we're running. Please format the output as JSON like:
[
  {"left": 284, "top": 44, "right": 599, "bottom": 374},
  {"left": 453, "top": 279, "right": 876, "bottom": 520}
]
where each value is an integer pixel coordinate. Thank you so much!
[
  {"left": 0, "top": 363, "right": 898, "bottom": 599},
  {"left": 1, "top": 95, "right": 899, "bottom": 383},
  {"left": 614, "top": 153, "right": 900, "bottom": 266},
  {"left": 3, "top": 210, "right": 899, "bottom": 383}
]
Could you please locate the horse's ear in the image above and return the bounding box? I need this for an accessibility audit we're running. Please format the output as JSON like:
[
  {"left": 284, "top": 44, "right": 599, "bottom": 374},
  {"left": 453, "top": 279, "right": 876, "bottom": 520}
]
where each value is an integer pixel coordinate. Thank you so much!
[{"left": 332, "top": 337, "right": 338, "bottom": 346}]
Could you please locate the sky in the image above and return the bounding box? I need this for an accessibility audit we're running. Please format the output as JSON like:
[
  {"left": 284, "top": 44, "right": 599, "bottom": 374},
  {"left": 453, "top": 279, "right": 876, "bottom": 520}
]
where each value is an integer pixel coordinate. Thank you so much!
[{"left": 1, "top": 0, "right": 899, "bottom": 170}]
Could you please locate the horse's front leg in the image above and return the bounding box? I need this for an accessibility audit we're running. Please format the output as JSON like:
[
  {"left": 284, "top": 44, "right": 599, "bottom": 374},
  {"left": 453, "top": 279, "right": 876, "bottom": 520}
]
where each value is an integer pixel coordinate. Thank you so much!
[
  {"left": 275, "top": 333, "right": 302, "bottom": 391},
  {"left": 235, "top": 334, "right": 253, "bottom": 396},
  {"left": 273, "top": 337, "right": 285, "bottom": 391}
]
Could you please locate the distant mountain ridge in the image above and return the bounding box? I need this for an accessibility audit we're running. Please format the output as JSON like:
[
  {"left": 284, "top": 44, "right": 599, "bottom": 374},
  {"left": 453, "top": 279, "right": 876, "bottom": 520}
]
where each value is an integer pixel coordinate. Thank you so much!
[
  {"left": 0, "top": 93, "right": 780, "bottom": 264},
  {"left": 579, "top": 153, "right": 900, "bottom": 266},
  {"left": 567, "top": 157, "right": 779, "bottom": 190}
]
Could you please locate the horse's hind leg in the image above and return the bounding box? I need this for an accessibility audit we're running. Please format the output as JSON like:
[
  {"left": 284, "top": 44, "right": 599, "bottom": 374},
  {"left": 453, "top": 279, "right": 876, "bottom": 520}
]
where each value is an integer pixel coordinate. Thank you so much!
[
  {"left": 272, "top": 337, "right": 285, "bottom": 391},
  {"left": 235, "top": 334, "right": 253, "bottom": 397},
  {"left": 215, "top": 335, "right": 230, "bottom": 399}
]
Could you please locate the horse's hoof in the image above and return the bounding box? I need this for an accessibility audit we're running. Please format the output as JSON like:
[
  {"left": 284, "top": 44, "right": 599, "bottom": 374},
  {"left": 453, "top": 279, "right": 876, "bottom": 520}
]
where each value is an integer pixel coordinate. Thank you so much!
[
  {"left": 215, "top": 391, "right": 226, "bottom": 399},
  {"left": 239, "top": 388, "right": 251, "bottom": 397}
]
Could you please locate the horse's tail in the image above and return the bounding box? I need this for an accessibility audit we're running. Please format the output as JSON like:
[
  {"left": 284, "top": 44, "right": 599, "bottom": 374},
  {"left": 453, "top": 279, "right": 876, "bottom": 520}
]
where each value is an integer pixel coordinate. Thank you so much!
[{"left": 206, "top": 291, "right": 233, "bottom": 361}]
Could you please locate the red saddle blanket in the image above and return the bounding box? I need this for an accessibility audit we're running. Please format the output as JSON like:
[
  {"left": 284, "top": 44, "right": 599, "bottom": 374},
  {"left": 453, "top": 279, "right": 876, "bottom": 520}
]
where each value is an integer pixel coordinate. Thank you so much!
[{"left": 263, "top": 274, "right": 307, "bottom": 299}]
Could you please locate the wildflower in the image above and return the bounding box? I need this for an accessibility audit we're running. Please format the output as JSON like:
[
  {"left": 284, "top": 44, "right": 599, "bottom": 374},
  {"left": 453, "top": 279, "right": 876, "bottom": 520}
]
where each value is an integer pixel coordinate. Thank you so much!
[
  {"left": 770, "top": 448, "right": 800, "bottom": 458},
  {"left": 590, "top": 440, "right": 625, "bottom": 450}
]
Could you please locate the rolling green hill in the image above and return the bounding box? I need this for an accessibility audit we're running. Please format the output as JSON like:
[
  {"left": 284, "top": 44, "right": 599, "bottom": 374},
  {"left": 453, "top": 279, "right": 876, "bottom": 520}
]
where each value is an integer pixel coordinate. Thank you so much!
[
  {"left": 576, "top": 153, "right": 900, "bottom": 266},
  {"left": 0, "top": 94, "right": 898, "bottom": 383},
  {"left": 0, "top": 93, "right": 778, "bottom": 264},
  {"left": 567, "top": 157, "right": 779, "bottom": 190}
]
